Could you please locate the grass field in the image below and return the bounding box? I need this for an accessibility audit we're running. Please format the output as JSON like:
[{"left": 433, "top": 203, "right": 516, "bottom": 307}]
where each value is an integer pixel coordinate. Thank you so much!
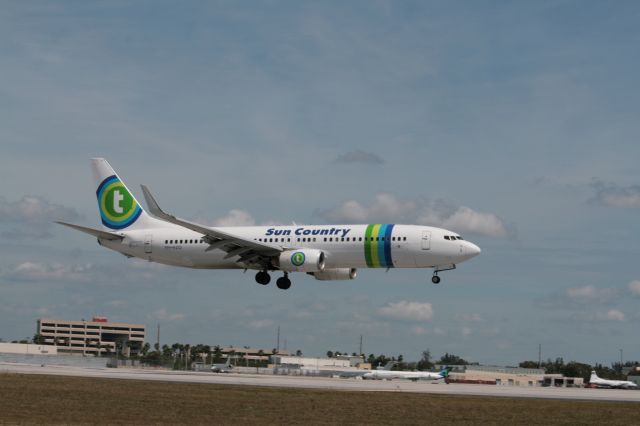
[{"left": 0, "top": 373, "right": 638, "bottom": 425}]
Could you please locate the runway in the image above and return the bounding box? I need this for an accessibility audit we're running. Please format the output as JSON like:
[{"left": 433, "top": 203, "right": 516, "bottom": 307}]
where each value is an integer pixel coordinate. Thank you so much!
[{"left": 2, "top": 362, "right": 639, "bottom": 403}]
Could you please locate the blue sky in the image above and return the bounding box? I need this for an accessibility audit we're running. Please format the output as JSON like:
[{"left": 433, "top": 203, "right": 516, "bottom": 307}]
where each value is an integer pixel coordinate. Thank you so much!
[{"left": 2, "top": 1, "right": 640, "bottom": 365}]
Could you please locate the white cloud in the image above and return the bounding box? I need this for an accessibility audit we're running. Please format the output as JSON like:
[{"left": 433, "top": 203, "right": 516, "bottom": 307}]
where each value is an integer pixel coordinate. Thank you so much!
[
  {"left": 0, "top": 195, "right": 81, "bottom": 238},
  {"left": 152, "top": 309, "right": 185, "bottom": 322},
  {"left": 565, "top": 285, "right": 617, "bottom": 304},
  {"left": 317, "top": 193, "right": 511, "bottom": 237},
  {"left": 378, "top": 301, "right": 433, "bottom": 322},
  {"left": 247, "top": 319, "right": 275, "bottom": 330},
  {"left": 457, "top": 313, "right": 484, "bottom": 323},
  {"left": 5, "top": 261, "right": 94, "bottom": 282},
  {"left": 628, "top": 281, "right": 640, "bottom": 296},
  {"left": 566, "top": 285, "right": 598, "bottom": 302},
  {"left": 589, "top": 180, "right": 640, "bottom": 208},
  {"left": 212, "top": 209, "right": 256, "bottom": 227},
  {"left": 596, "top": 309, "right": 625, "bottom": 322},
  {"left": 461, "top": 327, "right": 472, "bottom": 337},
  {"left": 411, "top": 326, "right": 429, "bottom": 335}
]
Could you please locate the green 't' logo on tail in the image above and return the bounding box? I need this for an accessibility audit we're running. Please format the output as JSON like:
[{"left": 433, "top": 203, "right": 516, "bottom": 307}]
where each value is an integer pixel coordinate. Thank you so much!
[{"left": 96, "top": 175, "right": 142, "bottom": 230}]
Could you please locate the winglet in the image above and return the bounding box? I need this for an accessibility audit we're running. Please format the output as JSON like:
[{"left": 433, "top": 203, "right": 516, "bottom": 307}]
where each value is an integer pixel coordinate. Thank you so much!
[{"left": 140, "top": 185, "right": 169, "bottom": 220}]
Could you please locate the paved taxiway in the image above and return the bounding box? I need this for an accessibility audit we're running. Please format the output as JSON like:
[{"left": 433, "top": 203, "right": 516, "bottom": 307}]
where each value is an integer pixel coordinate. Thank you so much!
[{"left": 2, "top": 362, "right": 639, "bottom": 403}]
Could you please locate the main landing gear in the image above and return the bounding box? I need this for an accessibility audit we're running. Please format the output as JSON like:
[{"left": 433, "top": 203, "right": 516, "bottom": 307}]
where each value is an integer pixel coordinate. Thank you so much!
[
  {"left": 431, "top": 264, "right": 456, "bottom": 285},
  {"left": 276, "top": 273, "right": 291, "bottom": 290},
  {"left": 255, "top": 271, "right": 271, "bottom": 285},
  {"left": 255, "top": 271, "right": 292, "bottom": 290}
]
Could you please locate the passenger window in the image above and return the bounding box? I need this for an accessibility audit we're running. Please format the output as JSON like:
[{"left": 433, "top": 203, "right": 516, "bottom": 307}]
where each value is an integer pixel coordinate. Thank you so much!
[
  {"left": 313, "top": 238, "right": 316, "bottom": 242},
  {"left": 341, "top": 237, "right": 344, "bottom": 242},
  {"left": 324, "top": 238, "right": 327, "bottom": 242},
  {"left": 359, "top": 237, "right": 362, "bottom": 241},
  {"left": 403, "top": 237, "right": 407, "bottom": 241},
  {"left": 330, "top": 238, "right": 333, "bottom": 242}
]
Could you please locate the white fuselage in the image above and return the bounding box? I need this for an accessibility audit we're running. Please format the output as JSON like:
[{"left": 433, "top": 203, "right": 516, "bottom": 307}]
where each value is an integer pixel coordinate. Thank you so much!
[
  {"left": 363, "top": 369, "right": 446, "bottom": 381},
  {"left": 99, "top": 220, "right": 481, "bottom": 271},
  {"left": 589, "top": 372, "right": 638, "bottom": 389}
]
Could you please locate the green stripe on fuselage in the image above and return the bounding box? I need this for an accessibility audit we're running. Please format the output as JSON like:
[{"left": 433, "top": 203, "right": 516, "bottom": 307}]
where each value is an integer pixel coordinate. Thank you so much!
[
  {"left": 364, "top": 224, "right": 374, "bottom": 267},
  {"left": 370, "top": 224, "right": 381, "bottom": 267}
]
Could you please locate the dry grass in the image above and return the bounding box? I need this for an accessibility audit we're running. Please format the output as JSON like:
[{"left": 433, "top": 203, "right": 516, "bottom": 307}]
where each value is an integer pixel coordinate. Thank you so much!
[{"left": 0, "top": 373, "right": 637, "bottom": 425}]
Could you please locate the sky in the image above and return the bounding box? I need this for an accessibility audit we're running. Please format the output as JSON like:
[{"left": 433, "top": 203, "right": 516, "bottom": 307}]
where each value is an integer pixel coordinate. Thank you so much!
[{"left": 1, "top": 1, "right": 640, "bottom": 366}]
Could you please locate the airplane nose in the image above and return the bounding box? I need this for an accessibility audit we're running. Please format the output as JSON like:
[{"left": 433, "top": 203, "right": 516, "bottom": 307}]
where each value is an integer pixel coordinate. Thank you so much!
[{"left": 465, "top": 242, "right": 481, "bottom": 258}]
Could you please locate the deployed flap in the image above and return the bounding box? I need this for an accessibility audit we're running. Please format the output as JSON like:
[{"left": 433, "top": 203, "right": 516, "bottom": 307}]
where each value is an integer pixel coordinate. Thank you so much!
[
  {"left": 140, "top": 185, "right": 281, "bottom": 257},
  {"left": 56, "top": 221, "right": 124, "bottom": 241}
]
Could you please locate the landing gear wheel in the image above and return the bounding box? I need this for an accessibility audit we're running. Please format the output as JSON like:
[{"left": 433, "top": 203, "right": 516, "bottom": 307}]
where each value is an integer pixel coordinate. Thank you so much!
[
  {"left": 431, "top": 275, "right": 441, "bottom": 284},
  {"left": 255, "top": 271, "right": 271, "bottom": 285},
  {"left": 276, "top": 276, "right": 291, "bottom": 290}
]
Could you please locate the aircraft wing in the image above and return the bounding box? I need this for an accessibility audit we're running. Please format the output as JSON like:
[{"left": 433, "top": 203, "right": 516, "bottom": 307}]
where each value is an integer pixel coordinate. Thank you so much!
[
  {"left": 140, "top": 185, "right": 282, "bottom": 267},
  {"left": 56, "top": 221, "right": 124, "bottom": 241}
]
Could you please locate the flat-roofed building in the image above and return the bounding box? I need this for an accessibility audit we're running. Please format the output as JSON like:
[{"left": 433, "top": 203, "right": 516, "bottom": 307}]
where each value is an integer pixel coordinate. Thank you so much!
[{"left": 37, "top": 317, "right": 145, "bottom": 357}]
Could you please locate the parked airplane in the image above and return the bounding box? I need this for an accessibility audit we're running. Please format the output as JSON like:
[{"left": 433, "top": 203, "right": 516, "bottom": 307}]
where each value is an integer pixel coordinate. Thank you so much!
[
  {"left": 211, "top": 357, "right": 233, "bottom": 373},
  {"left": 363, "top": 364, "right": 451, "bottom": 382},
  {"left": 589, "top": 371, "right": 638, "bottom": 389},
  {"left": 58, "top": 159, "right": 481, "bottom": 289}
]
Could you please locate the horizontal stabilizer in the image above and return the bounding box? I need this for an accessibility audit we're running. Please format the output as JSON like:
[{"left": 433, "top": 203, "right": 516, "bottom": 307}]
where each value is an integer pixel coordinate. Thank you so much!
[{"left": 56, "top": 221, "right": 123, "bottom": 241}]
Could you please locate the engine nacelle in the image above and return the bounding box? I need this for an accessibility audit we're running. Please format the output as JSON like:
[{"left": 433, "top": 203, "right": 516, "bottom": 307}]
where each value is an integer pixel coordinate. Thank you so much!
[
  {"left": 309, "top": 268, "right": 357, "bottom": 281},
  {"left": 278, "top": 249, "right": 325, "bottom": 273}
]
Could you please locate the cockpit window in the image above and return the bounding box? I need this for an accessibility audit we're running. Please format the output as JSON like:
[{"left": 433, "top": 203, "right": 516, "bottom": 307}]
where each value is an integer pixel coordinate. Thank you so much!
[
  {"left": 444, "top": 236, "right": 450, "bottom": 240},
  {"left": 456, "top": 236, "right": 463, "bottom": 240}
]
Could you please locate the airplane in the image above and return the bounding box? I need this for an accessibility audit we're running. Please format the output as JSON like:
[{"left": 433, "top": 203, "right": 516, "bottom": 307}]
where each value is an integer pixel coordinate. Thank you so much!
[
  {"left": 589, "top": 371, "right": 638, "bottom": 389},
  {"left": 362, "top": 364, "right": 451, "bottom": 382},
  {"left": 57, "top": 158, "right": 481, "bottom": 289},
  {"left": 211, "top": 357, "right": 234, "bottom": 373}
]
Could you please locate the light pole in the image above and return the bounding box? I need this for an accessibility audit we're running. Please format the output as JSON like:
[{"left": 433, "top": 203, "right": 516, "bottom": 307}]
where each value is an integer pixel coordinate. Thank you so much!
[{"left": 620, "top": 348, "right": 623, "bottom": 370}]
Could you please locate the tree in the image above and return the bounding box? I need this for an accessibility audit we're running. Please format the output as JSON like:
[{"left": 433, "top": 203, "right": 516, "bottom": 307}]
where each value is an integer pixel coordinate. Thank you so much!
[
  {"left": 519, "top": 361, "right": 540, "bottom": 369},
  {"left": 32, "top": 334, "right": 45, "bottom": 345},
  {"left": 326, "top": 351, "right": 334, "bottom": 358},
  {"left": 417, "top": 350, "right": 434, "bottom": 371},
  {"left": 212, "top": 345, "right": 223, "bottom": 363},
  {"left": 437, "top": 353, "right": 469, "bottom": 365},
  {"left": 141, "top": 342, "right": 151, "bottom": 356}
]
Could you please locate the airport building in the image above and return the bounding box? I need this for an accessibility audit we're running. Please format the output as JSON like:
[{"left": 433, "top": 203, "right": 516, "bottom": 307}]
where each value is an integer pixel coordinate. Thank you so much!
[
  {"left": 442, "top": 365, "right": 584, "bottom": 387},
  {"left": 37, "top": 317, "right": 145, "bottom": 357},
  {"left": 218, "top": 346, "right": 290, "bottom": 363}
]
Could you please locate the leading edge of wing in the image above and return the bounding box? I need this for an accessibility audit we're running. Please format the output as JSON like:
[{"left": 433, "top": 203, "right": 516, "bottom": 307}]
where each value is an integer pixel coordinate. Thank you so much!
[
  {"left": 56, "top": 221, "right": 124, "bottom": 241},
  {"left": 139, "top": 185, "right": 281, "bottom": 255}
]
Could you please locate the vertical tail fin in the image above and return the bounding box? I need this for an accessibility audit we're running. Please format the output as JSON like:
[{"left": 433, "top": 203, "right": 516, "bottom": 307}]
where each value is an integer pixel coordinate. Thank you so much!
[{"left": 91, "top": 158, "right": 152, "bottom": 231}]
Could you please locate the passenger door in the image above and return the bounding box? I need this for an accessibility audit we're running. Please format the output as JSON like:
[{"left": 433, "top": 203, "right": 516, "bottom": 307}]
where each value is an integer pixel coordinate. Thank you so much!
[
  {"left": 421, "top": 231, "right": 431, "bottom": 250},
  {"left": 144, "top": 234, "right": 153, "bottom": 254}
]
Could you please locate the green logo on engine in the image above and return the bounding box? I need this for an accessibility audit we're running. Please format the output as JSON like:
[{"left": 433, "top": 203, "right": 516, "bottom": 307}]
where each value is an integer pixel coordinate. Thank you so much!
[{"left": 291, "top": 252, "right": 306, "bottom": 266}]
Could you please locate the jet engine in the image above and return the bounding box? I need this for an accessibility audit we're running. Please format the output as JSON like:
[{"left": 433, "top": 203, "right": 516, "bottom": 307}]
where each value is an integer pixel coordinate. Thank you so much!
[
  {"left": 309, "top": 268, "right": 357, "bottom": 281},
  {"left": 278, "top": 249, "right": 325, "bottom": 272}
]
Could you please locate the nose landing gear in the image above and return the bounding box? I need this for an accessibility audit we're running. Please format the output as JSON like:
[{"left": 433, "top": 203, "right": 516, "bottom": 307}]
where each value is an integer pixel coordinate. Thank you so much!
[{"left": 431, "top": 264, "right": 456, "bottom": 285}]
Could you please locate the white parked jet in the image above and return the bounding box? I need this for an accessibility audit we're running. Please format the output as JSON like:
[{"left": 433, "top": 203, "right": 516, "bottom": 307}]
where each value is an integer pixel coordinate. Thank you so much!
[
  {"left": 363, "top": 365, "right": 451, "bottom": 382},
  {"left": 58, "top": 159, "right": 481, "bottom": 290},
  {"left": 589, "top": 371, "right": 638, "bottom": 389}
]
